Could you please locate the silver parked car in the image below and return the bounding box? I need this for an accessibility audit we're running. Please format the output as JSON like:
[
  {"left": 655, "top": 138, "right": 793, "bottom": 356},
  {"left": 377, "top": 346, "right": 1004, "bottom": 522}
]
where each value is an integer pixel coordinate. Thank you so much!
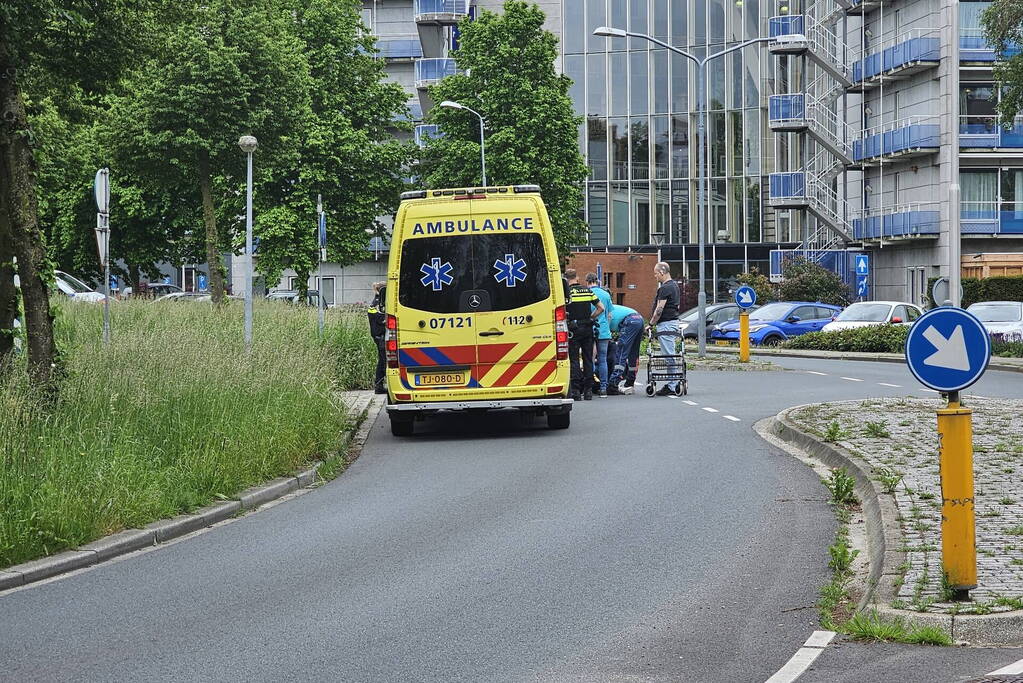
[
  {"left": 965, "top": 301, "right": 1023, "bottom": 340},
  {"left": 821, "top": 301, "right": 922, "bottom": 332}
]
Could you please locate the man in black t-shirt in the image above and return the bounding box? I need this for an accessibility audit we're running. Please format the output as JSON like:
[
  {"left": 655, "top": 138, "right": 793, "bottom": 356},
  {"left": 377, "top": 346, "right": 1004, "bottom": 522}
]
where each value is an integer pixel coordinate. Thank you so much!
[{"left": 648, "top": 262, "right": 681, "bottom": 397}]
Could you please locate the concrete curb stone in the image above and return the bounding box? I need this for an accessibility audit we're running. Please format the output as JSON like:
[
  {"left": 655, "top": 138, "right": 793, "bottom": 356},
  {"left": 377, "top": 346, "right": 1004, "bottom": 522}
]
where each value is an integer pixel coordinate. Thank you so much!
[
  {"left": 702, "top": 344, "right": 1023, "bottom": 373},
  {"left": 0, "top": 390, "right": 385, "bottom": 593},
  {"left": 769, "top": 406, "right": 1023, "bottom": 646}
]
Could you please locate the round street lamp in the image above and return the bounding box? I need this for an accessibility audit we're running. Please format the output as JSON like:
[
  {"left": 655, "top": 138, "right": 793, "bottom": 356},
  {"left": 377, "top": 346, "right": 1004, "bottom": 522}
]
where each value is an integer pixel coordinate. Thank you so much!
[{"left": 439, "top": 100, "right": 488, "bottom": 187}]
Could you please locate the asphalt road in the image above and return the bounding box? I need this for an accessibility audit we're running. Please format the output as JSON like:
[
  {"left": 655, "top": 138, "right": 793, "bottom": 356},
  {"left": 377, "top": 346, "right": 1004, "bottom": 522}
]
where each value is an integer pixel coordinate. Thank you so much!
[{"left": 1, "top": 356, "right": 1022, "bottom": 682}]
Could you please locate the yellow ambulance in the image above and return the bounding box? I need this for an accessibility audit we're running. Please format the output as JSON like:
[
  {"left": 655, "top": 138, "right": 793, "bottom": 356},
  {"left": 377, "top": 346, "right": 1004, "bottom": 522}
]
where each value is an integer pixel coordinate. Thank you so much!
[{"left": 383, "top": 185, "right": 572, "bottom": 436}]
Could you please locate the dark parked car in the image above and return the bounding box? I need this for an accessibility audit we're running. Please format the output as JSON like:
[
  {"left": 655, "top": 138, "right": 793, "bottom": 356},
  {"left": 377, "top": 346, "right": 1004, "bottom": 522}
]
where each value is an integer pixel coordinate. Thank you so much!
[{"left": 678, "top": 303, "right": 754, "bottom": 339}]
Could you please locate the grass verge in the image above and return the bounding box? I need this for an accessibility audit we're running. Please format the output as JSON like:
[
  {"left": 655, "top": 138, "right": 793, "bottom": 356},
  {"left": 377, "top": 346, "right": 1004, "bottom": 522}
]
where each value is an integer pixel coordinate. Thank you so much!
[{"left": 1, "top": 299, "right": 376, "bottom": 567}]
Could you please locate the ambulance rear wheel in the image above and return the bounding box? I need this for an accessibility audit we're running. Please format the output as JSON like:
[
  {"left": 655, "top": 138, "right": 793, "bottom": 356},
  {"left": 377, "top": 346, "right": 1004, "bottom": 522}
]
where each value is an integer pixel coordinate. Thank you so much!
[
  {"left": 547, "top": 412, "right": 570, "bottom": 430},
  {"left": 390, "top": 415, "right": 414, "bottom": 437}
]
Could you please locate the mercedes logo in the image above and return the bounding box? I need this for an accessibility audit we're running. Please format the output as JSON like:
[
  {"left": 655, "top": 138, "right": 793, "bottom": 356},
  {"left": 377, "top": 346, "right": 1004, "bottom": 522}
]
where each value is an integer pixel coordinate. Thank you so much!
[{"left": 468, "top": 294, "right": 482, "bottom": 308}]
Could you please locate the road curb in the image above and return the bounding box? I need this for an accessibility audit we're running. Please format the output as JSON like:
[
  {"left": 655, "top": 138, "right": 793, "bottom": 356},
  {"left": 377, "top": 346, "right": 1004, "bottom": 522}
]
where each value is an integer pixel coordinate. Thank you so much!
[
  {"left": 769, "top": 406, "right": 1023, "bottom": 646},
  {"left": 0, "top": 392, "right": 385, "bottom": 593},
  {"left": 701, "top": 345, "right": 1023, "bottom": 373}
]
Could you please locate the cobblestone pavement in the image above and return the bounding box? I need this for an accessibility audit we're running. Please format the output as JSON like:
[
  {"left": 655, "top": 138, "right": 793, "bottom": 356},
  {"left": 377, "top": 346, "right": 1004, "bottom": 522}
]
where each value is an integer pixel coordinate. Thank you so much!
[{"left": 789, "top": 395, "right": 1023, "bottom": 614}]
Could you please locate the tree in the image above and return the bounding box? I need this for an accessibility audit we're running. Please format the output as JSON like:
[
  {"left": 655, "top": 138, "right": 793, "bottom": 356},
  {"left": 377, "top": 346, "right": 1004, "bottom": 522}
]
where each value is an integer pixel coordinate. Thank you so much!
[
  {"left": 735, "top": 267, "right": 777, "bottom": 304},
  {"left": 109, "top": 0, "right": 312, "bottom": 304},
  {"left": 778, "top": 256, "right": 850, "bottom": 306},
  {"left": 253, "top": 0, "right": 414, "bottom": 295},
  {"left": 1, "top": 0, "right": 160, "bottom": 384},
  {"left": 421, "top": 0, "right": 588, "bottom": 257},
  {"left": 983, "top": 2, "right": 1023, "bottom": 126}
]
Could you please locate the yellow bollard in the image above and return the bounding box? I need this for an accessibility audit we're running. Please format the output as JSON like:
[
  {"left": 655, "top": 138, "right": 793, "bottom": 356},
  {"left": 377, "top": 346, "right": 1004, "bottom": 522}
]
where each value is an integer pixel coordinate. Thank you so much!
[
  {"left": 739, "top": 312, "right": 750, "bottom": 363},
  {"left": 937, "top": 396, "right": 977, "bottom": 596}
]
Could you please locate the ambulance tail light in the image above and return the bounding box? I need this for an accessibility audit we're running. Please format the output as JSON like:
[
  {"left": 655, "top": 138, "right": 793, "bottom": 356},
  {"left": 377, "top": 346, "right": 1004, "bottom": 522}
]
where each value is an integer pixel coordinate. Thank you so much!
[
  {"left": 554, "top": 306, "right": 568, "bottom": 360},
  {"left": 386, "top": 315, "right": 399, "bottom": 368}
]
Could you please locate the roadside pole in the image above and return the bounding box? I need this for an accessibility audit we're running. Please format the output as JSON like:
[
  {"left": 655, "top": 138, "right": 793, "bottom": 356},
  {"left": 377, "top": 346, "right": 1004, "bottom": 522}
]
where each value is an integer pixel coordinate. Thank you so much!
[
  {"left": 317, "top": 195, "right": 326, "bottom": 338},
  {"left": 94, "top": 168, "right": 111, "bottom": 345},
  {"left": 739, "top": 312, "right": 750, "bottom": 363},
  {"left": 937, "top": 390, "right": 976, "bottom": 599}
]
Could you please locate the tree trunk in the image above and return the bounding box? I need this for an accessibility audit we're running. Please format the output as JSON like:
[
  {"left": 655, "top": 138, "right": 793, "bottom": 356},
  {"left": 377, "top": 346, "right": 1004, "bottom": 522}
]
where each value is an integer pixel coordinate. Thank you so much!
[
  {"left": 197, "top": 149, "right": 225, "bottom": 304},
  {"left": 295, "top": 268, "right": 309, "bottom": 300},
  {"left": 0, "top": 32, "right": 57, "bottom": 386},
  {"left": 128, "top": 263, "right": 141, "bottom": 298},
  {"left": 0, "top": 177, "right": 17, "bottom": 367}
]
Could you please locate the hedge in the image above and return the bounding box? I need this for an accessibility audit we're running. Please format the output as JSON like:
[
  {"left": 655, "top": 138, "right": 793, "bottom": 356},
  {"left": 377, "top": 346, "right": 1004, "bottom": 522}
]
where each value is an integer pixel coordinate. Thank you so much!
[
  {"left": 927, "top": 276, "right": 1023, "bottom": 309},
  {"left": 782, "top": 324, "right": 910, "bottom": 353}
]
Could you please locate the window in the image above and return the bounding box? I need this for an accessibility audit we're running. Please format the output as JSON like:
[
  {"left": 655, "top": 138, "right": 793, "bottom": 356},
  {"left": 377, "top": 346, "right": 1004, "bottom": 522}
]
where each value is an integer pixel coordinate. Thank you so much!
[
  {"left": 317, "top": 276, "right": 336, "bottom": 306},
  {"left": 792, "top": 305, "right": 819, "bottom": 320},
  {"left": 616, "top": 272, "right": 625, "bottom": 288},
  {"left": 398, "top": 234, "right": 551, "bottom": 314},
  {"left": 906, "top": 306, "right": 921, "bottom": 321}
]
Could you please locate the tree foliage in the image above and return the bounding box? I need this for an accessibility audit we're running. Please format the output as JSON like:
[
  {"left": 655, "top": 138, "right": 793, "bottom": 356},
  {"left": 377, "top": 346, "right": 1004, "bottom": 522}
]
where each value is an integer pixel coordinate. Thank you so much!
[
  {"left": 778, "top": 256, "right": 851, "bottom": 306},
  {"left": 735, "top": 267, "right": 777, "bottom": 304},
  {"left": 422, "top": 0, "right": 588, "bottom": 257},
  {"left": 983, "top": 1, "right": 1023, "bottom": 126}
]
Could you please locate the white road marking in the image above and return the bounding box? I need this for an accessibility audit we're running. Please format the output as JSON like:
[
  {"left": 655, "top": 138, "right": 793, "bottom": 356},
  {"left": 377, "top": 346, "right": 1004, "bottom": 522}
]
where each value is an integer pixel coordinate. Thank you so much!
[
  {"left": 764, "top": 630, "right": 837, "bottom": 683},
  {"left": 682, "top": 400, "right": 698, "bottom": 406},
  {"left": 723, "top": 415, "right": 741, "bottom": 422},
  {"left": 878, "top": 382, "right": 901, "bottom": 388},
  {"left": 840, "top": 376, "right": 864, "bottom": 382},
  {"left": 989, "top": 657, "right": 1023, "bottom": 675},
  {"left": 702, "top": 407, "right": 719, "bottom": 413},
  {"left": 805, "top": 371, "right": 828, "bottom": 376}
]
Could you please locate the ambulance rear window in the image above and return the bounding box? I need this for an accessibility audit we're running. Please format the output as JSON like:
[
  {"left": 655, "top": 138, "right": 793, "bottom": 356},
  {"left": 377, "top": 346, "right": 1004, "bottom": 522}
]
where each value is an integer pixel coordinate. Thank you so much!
[{"left": 399, "top": 234, "right": 551, "bottom": 314}]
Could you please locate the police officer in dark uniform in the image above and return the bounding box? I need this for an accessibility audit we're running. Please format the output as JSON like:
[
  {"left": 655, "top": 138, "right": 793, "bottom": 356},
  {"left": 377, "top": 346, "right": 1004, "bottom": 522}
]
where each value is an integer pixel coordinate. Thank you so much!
[
  {"left": 368, "top": 281, "right": 387, "bottom": 394},
  {"left": 564, "top": 268, "right": 603, "bottom": 401}
]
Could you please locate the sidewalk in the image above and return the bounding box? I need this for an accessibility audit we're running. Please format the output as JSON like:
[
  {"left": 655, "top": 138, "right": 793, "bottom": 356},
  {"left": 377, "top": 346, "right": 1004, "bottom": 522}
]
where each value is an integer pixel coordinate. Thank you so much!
[{"left": 775, "top": 395, "right": 1023, "bottom": 644}]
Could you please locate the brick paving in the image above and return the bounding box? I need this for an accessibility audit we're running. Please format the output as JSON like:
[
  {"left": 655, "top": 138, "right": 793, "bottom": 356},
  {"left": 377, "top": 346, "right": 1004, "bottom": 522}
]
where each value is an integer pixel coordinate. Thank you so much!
[{"left": 789, "top": 396, "right": 1023, "bottom": 614}]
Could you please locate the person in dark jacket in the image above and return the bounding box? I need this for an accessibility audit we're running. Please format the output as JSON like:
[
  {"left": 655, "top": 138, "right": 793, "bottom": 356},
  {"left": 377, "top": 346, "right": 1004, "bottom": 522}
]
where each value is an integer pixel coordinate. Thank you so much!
[
  {"left": 368, "top": 281, "right": 387, "bottom": 394},
  {"left": 564, "top": 269, "right": 603, "bottom": 401}
]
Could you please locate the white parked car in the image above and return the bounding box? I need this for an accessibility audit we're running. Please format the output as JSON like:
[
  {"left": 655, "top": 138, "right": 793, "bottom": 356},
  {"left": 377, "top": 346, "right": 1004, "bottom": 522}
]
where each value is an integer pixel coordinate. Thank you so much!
[
  {"left": 821, "top": 301, "right": 923, "bottom": 332},
  {"left": 54, "top": 270, "right": 108, "bottom": 303},
  {"left": 965, "top": 301, "right": 1023, "bottom": 340}
]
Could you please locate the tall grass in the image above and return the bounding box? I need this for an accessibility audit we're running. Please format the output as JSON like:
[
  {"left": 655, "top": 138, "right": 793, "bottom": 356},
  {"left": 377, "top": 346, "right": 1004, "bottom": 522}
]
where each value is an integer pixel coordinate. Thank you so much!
[{"left": 0, "top": 300, "right": 376, "bottom": 567}]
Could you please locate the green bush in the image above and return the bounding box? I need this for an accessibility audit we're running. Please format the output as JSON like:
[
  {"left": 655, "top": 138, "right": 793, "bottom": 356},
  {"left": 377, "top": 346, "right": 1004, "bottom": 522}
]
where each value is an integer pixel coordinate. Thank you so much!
[
  {"left": 779, "top": 256, "right": 851, "bottom": 307},
  {"left": 927, "top": 275, "right": 1023, "bottom": 308},
  {"left": 783, "top": 324, "right": 910, "bottom": 353},
  {"left": 0, "top": 300, "right": 375, "bottom": 567},
  {"left": 993, "top": 339, "right": 1023, "bottom": 358}
]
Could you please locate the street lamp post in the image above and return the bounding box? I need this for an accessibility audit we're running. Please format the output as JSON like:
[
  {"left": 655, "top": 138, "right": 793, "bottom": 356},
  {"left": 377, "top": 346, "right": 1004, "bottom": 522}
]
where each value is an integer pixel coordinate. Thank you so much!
[
  {"left": 593, "top": 27, "right": 770, "bottom": 358},
  {"left": 439, "top": 100, "right": 487, "bottom": 186},
  {"left": 239, "top": 135, "right": 258, "bottom": 350}
]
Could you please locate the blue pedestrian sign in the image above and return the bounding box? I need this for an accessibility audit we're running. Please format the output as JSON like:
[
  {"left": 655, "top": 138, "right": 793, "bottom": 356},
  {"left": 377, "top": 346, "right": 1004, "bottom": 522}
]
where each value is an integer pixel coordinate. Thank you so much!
[
  {"left": 855, "top": 253, "right": 869, "bottom": 276},
  {"left": 856, "top": 274, "right": 869, "bottom": 298},
  {"left": 905, "top": 307, "right": 991, "bottom": 393},
  {"left": 734, "top": 285, "right": 757, "bottom": 309}
]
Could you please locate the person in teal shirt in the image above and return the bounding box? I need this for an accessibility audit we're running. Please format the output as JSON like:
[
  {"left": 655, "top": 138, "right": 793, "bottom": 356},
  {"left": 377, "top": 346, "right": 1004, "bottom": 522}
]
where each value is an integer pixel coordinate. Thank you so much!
[
  {"left": 585, "top": 273, "right": 614, "bottom": 397},
  {"left": 608, "top": 303, "right": 643, "bottom": 394}
]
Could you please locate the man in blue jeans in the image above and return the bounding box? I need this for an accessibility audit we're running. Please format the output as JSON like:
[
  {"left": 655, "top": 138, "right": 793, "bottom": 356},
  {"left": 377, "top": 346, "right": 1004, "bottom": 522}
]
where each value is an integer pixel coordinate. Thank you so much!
[
  {"left": 649, "top": 262, "right": 681, "bottom": 397},
  {"left": 608, "top": 303, "right": 643, "bottom": 395},
  {"left": 585, "top": 273, "right": 614, "bottom": 397}
]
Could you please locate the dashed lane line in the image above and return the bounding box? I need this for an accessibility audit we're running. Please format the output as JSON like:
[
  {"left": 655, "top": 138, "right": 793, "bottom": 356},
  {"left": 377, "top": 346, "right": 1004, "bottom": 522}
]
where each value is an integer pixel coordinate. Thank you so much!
[
  {"left": 701, "top": 407, "right": 719, "bottom": 413},
  {"left": 878, "top": 382, "right": 901, "bottom": 388},
  {"left": 988, "top": 657, "right": 1023, "bottom": 675},
  {"left": 805, "top": 371, "right": 828, "bottom": 376},
  {"left": 682, "top": 400, "right": 698, "bottom": 406},
  {"left": 840, "top": 376, "right": 864, "bottom": 382},
  {"left": 764, "top": 630, "right": 836, "bottom": 683},
  {"left": 723, "top": 415, "right": 741, "bottom": 422}
]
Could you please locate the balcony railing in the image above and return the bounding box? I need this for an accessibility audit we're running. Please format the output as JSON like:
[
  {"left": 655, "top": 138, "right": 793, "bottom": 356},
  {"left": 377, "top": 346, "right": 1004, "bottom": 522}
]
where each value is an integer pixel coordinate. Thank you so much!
[
  {"left": 853, "top": 116, "right": 940, "bottom": 162},
  {"left": 414, "top": 124, "right": 442, "bottom": 148},
  {"left": 375, "top": 36, "right": 424, "bottom": 60},
  {"left": 960, "top": 28, "right": 1022, "bottom": 62},
  {"left": 961, "top": 201, "right": 1023, "bottom": 234},
  {"left": 768, "top": 15, "right": 805, "bottom": 39},
  {"left": 960, "top": 115, "right": 1023, "bottom": 148},
  {"left": 414, "top": 0, "right": 470, "bottom": 23},
  {"left": 851, "top": 203, "right": 940, "bottom": 240},
  {"left": 414, "top": 58, "right": 461, "bottom": 88},
  {"left": 850, "top": 29, "right": 940, "bottom": 87}
]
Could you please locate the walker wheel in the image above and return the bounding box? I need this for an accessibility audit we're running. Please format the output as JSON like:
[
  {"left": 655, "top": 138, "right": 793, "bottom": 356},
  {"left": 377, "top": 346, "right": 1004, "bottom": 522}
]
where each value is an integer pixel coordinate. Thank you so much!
[
  {"left": 645, "top": 383, "right": 656, "bottom": 396},
  {"left": 676, "top": 382, "right": 687, "bottom": 396}
]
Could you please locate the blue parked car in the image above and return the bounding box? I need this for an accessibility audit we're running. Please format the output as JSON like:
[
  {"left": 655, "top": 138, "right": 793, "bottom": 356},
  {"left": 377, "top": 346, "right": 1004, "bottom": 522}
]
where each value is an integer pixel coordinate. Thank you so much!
[{"left": 710, "top": 301, "right": 843, "bottom": 346}]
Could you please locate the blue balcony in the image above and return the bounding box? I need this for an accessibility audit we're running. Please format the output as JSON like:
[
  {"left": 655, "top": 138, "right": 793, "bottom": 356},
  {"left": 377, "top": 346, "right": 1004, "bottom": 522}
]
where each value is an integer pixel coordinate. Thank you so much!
[
  {"left": 768, "top": 172, "right": 807, "bottom": 207},
  {"left": 961, "top": 203, "right": 1023, "bottom": 234},
  {"left": 415, "top": 124, "right": 442, "bottom": 147},
  {"left": 852, "top": 208, "right": 940, "bottom": 240},
  {"left": 850, "top": 35, "right": 939, "bottom": 90},
  {"left": 853, "top": 120, "right": 939, "bottom": 163},
  {"left": 375, "top": 37, "right": 423, "bottom": 60},
  {"left": 960, "top": 117, "right": 1023, "bottom": 149},
  {"left": 414, "top": 58, "right": 461, "bottom": 88},
  {"left": 768, "top": 94, "right": 807, "bottom": 131},
  {"left": 960, "top": 30, "right": 1022, "bottom": 61},
  {"left": 768, "top": 15, "right": 805, "bottom": 39},
  {"left": 415, "top": 0, "right": 470, "bottom": 24}
]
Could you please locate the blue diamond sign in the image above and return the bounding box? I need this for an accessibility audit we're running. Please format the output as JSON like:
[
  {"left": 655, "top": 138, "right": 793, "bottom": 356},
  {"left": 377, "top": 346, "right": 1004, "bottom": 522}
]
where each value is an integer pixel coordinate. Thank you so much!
[
  {"left": 734, "top": 285, "right": 757, "bottom": 309},
  {"left": 905, "top": 307, "right": 991, "bottom": 393}
]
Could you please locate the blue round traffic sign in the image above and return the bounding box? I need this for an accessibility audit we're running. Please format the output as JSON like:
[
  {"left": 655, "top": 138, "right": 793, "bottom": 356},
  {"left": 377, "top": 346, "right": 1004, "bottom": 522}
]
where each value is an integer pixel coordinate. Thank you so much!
[
  {"left": 734, "top": 285, "right": 757, "bottom": 309},
  {"left": 904, "top": 307, "right": 991, "bottom": 392}
]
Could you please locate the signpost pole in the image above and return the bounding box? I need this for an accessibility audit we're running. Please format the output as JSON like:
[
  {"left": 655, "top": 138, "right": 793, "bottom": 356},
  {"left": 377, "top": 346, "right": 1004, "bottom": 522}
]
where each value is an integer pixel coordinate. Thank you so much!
[
  {"left": 937, "top": 389, "right": 976, "bottom": 599},
  {"left": 94, "top": 168, "right": 111, "bottom": 345},
  {"left": 317, "top": 194, "right": 325, "bottom": 339},
  {"left": 739, "top": 312, "right": 750, "bottom": 363}
]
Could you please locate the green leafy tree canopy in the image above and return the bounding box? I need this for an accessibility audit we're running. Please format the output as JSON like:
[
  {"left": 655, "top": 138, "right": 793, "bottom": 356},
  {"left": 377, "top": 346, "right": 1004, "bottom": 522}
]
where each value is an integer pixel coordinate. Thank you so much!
[
  {"left": 983, "top": 1, "right": 1023, "bottom": 126},
  {"left": 779, "top": 256, "right": 850, "bottom": 306}
]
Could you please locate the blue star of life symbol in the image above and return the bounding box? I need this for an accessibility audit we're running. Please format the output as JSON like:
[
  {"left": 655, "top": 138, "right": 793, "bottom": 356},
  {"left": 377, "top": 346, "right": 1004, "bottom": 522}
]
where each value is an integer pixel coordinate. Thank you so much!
[
  {"left": 420, "top": 257, "right": 454, "bottom": 291},
  {"left": 494, "top": 253, "right": 527, "bottom": 287}
]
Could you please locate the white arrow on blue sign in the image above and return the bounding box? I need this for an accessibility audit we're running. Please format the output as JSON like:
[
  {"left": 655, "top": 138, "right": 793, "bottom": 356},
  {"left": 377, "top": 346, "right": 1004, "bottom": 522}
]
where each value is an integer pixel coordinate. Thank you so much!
[
  {"left": 905, "top": 307, "right": 991, "bottom": 392},
  {"left": 854, "top": 253, "right": 869, "bottom": 276},
  {"left": 856, "top": 274, "right": 869, "bottom": 298},
  {"left": 734, "top": 285, "right": 757, "bottom": 309}
]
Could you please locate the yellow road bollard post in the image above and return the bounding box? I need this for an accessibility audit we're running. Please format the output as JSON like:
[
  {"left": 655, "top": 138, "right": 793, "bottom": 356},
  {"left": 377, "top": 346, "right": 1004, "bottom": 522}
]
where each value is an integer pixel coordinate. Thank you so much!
[
  {"left": 937, "top": 391, "right": 977, "bottom": 598},
  {"left": 739, "top": 311, "right": 750, "bottom": 363}
]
